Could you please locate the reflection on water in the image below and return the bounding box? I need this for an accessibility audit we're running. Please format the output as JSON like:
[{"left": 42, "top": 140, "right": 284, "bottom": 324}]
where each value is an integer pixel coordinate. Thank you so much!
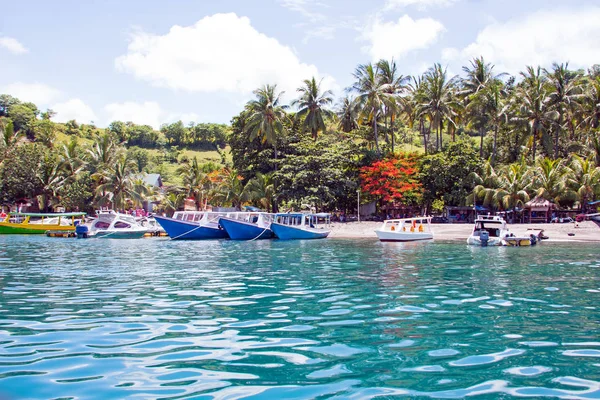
[{"left": 0, "top": 236, "right": 599, "bottom": 399}]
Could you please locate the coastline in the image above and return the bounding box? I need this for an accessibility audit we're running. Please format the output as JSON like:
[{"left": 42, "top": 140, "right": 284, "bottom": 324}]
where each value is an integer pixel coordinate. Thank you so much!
[{"left": 329, "top": 221, "right": 600, "bottom": 243}]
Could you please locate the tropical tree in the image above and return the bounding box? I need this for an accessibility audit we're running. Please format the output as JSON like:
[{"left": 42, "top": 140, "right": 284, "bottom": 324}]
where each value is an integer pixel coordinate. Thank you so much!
[
  {"left": 244, "top": 172, "right": 274, "bottom": 212},
  {"left": 337, "top": 96, "right": 359, "bottom": 133},
  {"left": 161, "top": 191, "right": 186, "bottom": 215},
  {"left": 94, "top": 155, "right": 137, "bottom": 210},
  {"left": 544, "top": 63, "right": 581, "bottom": 158},
  {"left": 566, "top": 155, "right": 600, "bottom": 213},
  {"left": 467, "top": 159, "right": 500, "bottom": 208},
  {"left": 214, "top": 169, "right": 248, "bottom": 210},
  {"left": 37, "top": 152, "right": 66, "bottom": 212},
  {"left": 351, "top": 63, "right": 393, "bottom": 155},
  {"left": 245, "top": 84, "right": 288, "bottom": 159},
  {"left": 377, "top": 59, "right": 410, "bottom": 153},
  {"left": 419, "top": 63, "right": 458, "bottom": 152},
  {"left": 178, "top": 157, "right": 206, "bottom": 210},
  {"left": 494, "top": 161, "right": 531, "bottom": 222},
  {"left": 516, "top": 66, "right": 557, "bottom": 161},
  {"left": 461, "top": 57, "right": 506, "bottom": 157},
  {"left": 292, "top": 77, "right": 334, "bottom": 140},
  {"left": 531, "top": 157, "right": 567, "bottom": 204}
]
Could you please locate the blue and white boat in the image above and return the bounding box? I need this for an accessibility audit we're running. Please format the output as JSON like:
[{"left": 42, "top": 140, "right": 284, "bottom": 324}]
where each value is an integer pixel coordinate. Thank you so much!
[
  {"left": 154, "top": 211, "right": 228, "bottom": 240},
  {"left": 219, "top": 212, "right": 274, "bottom": 240},
  {"left": 271, "top": 213, "right": 331, "bottom": 240}
]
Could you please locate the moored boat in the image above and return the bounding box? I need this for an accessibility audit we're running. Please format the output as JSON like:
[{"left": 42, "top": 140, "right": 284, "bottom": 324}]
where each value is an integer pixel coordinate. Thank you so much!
[
  {"left": 375, "top": 217, "right": 433, "bottom": 242},
  {"left": 154, "top": 211, "right": 228, "bottom": 240},
  {"left": 219, "top": 212, "right": 274, "bottom": 240},
  {"left": 76, "top": 210, "right": 147, "bottom": 239},
  {"left": 0, "top": 212, "right": 86, "bottom": 234},
  {"left": 271, "top": 213, "right": 331, "bottom": 240},
  {"left": 467, "top": 215, "right": 539, "bottom": 246}
]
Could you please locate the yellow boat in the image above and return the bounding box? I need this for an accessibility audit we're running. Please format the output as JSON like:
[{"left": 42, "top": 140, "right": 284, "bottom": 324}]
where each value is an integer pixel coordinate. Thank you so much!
[{"left": 0, "top": 212, "right": 86, "bottom": 234}]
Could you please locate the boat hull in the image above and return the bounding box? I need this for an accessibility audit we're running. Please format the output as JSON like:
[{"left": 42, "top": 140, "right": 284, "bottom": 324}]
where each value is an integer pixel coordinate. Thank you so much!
[
  {"left": 467, "top": 236, "right": 503, "bottom": 246},
  {"left": 154, "top": 215, "right": 228, "bottom": 240},
  {"left": 375, "top": 230, "right": 433, "bottom": 242},
  {"left": 219, "top": 217, "right": 273, "bottom": 240},
  {"left": 0, "top": 223, "right": 74, "bottom": 234},
  {"left": 271, "top": 222, "right": 330, "bottom": 240},
  {"left": 93, "top": 230, "right": 148, "bottom": 239}
]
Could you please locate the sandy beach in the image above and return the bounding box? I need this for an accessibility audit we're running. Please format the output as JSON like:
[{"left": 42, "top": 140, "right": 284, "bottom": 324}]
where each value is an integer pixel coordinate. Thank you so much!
[{"left": 329, "top": 220, "right": 600, "bottom": 242}]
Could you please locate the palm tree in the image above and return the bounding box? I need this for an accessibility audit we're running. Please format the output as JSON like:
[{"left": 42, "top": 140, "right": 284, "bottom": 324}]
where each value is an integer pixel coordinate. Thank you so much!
[
  {"left": 177, "top": 157, "right": 205, "bottom": 210},
  {"left": 244, "top": 172, "right": 274, "bottom": 212},
  {"left": 59, "top": 137, "right": 84, "bottom": 181},
  {"left": 494, "top": 161, "right": 531, "bottom": 223},
  {"left": 37, "top": 153, "right": 66, "bottom": 212},
  {"left": 566, "top": 155, "right": 600, "bottom": 213},
  {"left": 215, "top": 169, "right": 248, "bottom": 210},
  {"left": 0, "top": 118, "right": 20, "bottom": 152},
  {"left": 351, "top": 63, "right": 393, "bottom": 156},
  {"left": 419, "top": 63, "right": 458, "bottom": 152},
  {"left": 544, "top": 63, "right": 581, "bottom": 158},
  {"left": 377, "top": 59, "right": 410, "bottom": 153},
  {"left": 407, "top": 76, "right": 431, "bottom": 154},
  {"left": 581, "top": 75, "right": 600, "bottom": 142},
  {"left": 516, "top": 66, "right": 557, "bottom": 161},
  {"left": 245, "top": 84, "right": 288, "bottom": 159},
  {"left": 161, "top": 191, "right": 186, "bottom": 216},
  {"left": 531, "top": 157, "right": 567, "bottom": 204},
  {"left": 461, "top": 57, "right": 506, "bottom": 157},
  {"left": 94, "top": 155, "right": 137, "bottom": 210},
  {"left": 467, "top": 159, "right": 500, "bottom": 208},
  {"left": 336, "top": 96, "right": 359, "bottom": 133},
  {"left": 292, "top": 77, "right": 334, "bottom": 140}
]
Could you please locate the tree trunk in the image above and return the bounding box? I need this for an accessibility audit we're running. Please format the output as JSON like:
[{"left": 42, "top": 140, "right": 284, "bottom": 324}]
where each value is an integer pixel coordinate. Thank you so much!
[
  {"left": 531, "top": 125, "right": 537, "bottom": 162},
  {"left": 391, "top": 116, "right": 395, "bottom": 154},
  {"left": 479, "top": 126, "right": 484, "bottom": 158},
  {"left": 492, "top": 124, "right": 498, "bottom": 165},
  {"left": 373, "top": 109, "right": 380, "bottom": 156},
  {"left": 272, "top": 144, "right": 279, "bottom": 213},
  {"left": 554, "top": 111, "right": 563, "bottom": 159},
  {"left": 438, "top": 124, "right": 442, "bottom": 152}
]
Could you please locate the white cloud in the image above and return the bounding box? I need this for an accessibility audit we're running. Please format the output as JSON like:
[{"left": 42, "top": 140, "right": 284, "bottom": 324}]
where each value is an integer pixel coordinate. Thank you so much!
[
  {"left": 1, "top": 82, "right": 61, "bottom": 105},
  {"left": 362, "top": 15, "right": 445, "bottom": 61},
  {"left": 384, "top": 0, "right": 458, "bottom": 11},
  {"left": 278, "top": 0, "right": 327, "bottom": 23},
  {"left": 0, "top": 36, "right": 28, "bottom": 54},
  {"left": 442, "top": 7, "right": 600, "bottom": 75},
  {"left": 115, "top": 13, "right": 334, "bottom": 97},
  {"left": 104, "top": 101, "right": 162, "bottom": 128},
  {"left": 104, "top": 101, "right": 200, "bottom": 129},
  {"left": 52, "top": 99, "right": 97, "bottom": 124}
]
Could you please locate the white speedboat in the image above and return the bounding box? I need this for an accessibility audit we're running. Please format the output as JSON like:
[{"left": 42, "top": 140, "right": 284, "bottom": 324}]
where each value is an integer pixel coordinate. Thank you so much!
[
  {"left": 76, "top": 210, "right": 147, "bottom": 239},
  {"left": 375, "top": 217, "right": 433, "bottom": 242},
  {"left": 467, "top": 215, "right": 539, "bottom": 246}
]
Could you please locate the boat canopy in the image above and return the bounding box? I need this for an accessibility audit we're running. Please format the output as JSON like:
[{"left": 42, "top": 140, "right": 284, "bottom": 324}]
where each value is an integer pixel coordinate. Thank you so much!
[{"left": 9, "top": 212, "right": 86, "bottom": 217}]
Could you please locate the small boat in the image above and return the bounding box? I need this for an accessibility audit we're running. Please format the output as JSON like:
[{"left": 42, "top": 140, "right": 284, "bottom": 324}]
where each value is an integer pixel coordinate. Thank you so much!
[
  {"left": 76, "top": 210, "right": 147, "bottom": 239},
  {"left": 467, "top": 215, "right": 538, "bottom": 247},
  {"left": 271, "top": 213, "right": 331, "bottom": 240},
  {"left": 219, "top": 212, "right": 274, "bottom": 240},
  {"left": 153, "top": 211, "right": 228, "bottom": 240},
  {"left": 375, "top": 217, "right": 433, "bottom": 242},
  {"left": 0, "top": 212, "right": 86, "bottom": 234},
  {"left": 137, "top": 216, "right": 168, "bottom": 237}
]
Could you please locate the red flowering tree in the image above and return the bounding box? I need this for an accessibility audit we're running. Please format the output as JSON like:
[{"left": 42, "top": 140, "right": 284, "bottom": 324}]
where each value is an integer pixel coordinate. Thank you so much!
[{"left": 360, "top": 153, "right": 422, "bottom": 205}]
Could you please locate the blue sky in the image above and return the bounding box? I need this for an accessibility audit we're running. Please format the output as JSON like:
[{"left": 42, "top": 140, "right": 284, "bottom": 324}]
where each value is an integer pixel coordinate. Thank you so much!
[{"left": 1, "top": 0, "right": 599, "bottom": 128}]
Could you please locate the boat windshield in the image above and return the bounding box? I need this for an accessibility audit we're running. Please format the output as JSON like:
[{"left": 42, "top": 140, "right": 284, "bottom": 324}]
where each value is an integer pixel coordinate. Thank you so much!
[{"left": 474, "top": 222, "right": 502, "bottom": 237}]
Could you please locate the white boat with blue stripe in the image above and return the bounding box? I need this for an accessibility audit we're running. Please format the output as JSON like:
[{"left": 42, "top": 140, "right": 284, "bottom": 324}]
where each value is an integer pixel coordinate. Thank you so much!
[{"left": 271, "top": 213, "right": 331, "bottom": 240}]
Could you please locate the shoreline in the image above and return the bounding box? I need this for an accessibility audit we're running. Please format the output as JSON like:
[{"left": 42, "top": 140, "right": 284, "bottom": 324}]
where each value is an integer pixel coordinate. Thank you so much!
[{"left": 328, "top": 221, "right": 600, "bottom": 243}]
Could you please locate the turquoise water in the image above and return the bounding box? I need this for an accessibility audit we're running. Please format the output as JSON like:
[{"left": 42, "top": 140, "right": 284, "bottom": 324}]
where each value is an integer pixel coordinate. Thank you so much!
[{"left": 0, "top": 236, "right": 599, "bottom": 399}]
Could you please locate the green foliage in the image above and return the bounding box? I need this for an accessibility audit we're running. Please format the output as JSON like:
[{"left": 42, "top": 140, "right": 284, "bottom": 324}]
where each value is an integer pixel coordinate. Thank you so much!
[
  {"left": 420, "top": 138, "right": 482, "bottom": 206},
  {"left": 127, "top": 147, "right": 150, "bottom": 173},
  {"left": 275, "top": 134, "right": 363, "bottom": 210},
  {"left": 0, "top": 143, "right": 44, "bottom": 204},
  {"left": 59, "top": 172, "right": 95, "bottom": 213}
]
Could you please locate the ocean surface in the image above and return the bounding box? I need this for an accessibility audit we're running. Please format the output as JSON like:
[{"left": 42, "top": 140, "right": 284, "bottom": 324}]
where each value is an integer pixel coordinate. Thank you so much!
[{"left": 0, "top": 236, "right": 599, "bottom": 399}]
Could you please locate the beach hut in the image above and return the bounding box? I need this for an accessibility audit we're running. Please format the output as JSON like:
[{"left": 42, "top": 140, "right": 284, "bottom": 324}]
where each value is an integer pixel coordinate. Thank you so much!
[{"left": 525, "top": 196, "right": 555, "bottom": 223}]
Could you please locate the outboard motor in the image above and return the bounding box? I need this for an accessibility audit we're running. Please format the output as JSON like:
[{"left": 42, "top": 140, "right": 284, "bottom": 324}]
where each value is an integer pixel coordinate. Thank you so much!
[
  {"left": 75, "top": 224, "right": 89, "bottom": 239},
  {"left": 529, "top": 234, "right": 537, "bottom": 246},
  {"left": 479, "top": 230, "right": 490, "bottom": 247}
]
